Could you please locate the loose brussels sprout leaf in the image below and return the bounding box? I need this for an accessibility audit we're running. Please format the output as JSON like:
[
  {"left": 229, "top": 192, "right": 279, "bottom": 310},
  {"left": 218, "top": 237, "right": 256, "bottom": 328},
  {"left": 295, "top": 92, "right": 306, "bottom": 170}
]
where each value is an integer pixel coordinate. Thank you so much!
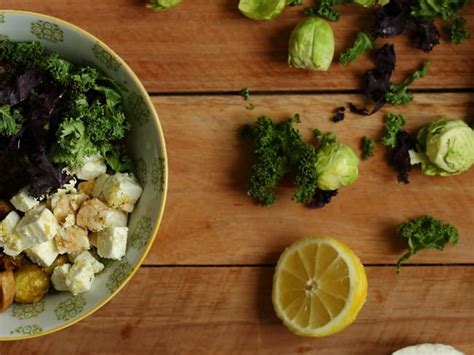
[
  {"left": 147, "top": 0, "right": 182, "bottom": 12},
  {"left": 238, "top": 0, "right": 287, "bottom": 21},
  {"left": 288, "top": 17, "right": 335, "bottom": 71},
  {"left": 315, "top": 142, "right": 359, "bottom": 190},
  {"left": 419, "top": 119, "right": 474, "bottom": 175},
  {"left": 354, "top": 0, "right": 389, "bottom": 7},
  {"left": 408, "top": 150, "right": 454, "bottom": 176}
]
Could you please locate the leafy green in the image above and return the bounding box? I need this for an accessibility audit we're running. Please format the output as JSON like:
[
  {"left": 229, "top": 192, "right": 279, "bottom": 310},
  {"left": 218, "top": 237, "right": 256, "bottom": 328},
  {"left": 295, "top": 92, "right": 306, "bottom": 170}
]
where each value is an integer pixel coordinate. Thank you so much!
[
  {"left": 381, "top": 113, "right": 406, "bottom": 149},
  {"left": 0, "top": 105, "right": 25, "bottom": 136},
  {"left": 360, "top": 136, "right": 375, "bottom": 160},
  {"left": 247, "top": 114, "right": 319, "bottom": 205},
  {"left": 449, "top": 17, "right": 471, "bottom": 44},
  {"left": 240, "top": 88, "right": 251, "bottom": 101},
  {"left": 411, "top": 0, "right": 469, "bottom": 20},
  {"left": 396, "top": 215, "right": 459, "bottom": 272},
  {"left": 286, "top": 0, "right": 304, "bottom": 5},
  {"left": 340, "top": 31, "right": 373, "bottom": 66},
  {"left": 385, "top": 62, "right": 429, "bottom": 106},
  {"left": 304, "top": 0, "right": 353, "bottom": 22},
  {"left": 147, "top": 0, "right": 182, "bottom": 12}
]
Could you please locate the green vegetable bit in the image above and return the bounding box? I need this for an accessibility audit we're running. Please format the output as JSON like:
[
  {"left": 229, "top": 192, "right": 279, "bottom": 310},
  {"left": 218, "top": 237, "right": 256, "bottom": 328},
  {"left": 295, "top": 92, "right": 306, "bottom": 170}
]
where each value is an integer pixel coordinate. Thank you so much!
[
  {"left": 353, "top": 0, "right": 389, "bottom": 7},
  {"left": 396, "top": 216, "right": 459, "bottom": 272},
  {"left": 240, "top": 88, "right": 251, "bottom": 101},
  {"left": 385, "top": 62, "right": 429, "bottom": 106},
  {"left": 239, "top": 0, "right": 287, "bottom": 21},
  {"left": 381, "top": 113, "right": 406, "bottom": 149},
  {"left": 340, "top": 31, "right": 373, "bottom": 66},
  {"left": 147, "top": 0, "right": 182, "bottom": 12},
  {"left": 360, "top": 136, "right": 375, "bottom": 160},
  {"left": 0, "top": 105, "right": 25, "bottom": 137},
  {"left": 449, "top": 17, "right": 471, "bottom": 44},
  {"left": 286, "top": 0, "right": 304, "bottom": 5},
  {"left": 411, "top": 0, "right": 469, "bottom": 20}
]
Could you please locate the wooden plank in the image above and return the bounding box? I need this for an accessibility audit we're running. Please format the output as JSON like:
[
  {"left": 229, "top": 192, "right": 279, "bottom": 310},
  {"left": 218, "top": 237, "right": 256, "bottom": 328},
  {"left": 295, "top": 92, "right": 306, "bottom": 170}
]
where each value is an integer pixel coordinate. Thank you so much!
[
  {"left": 146, "top": 93, "right": 474, "bottom": 265},
  {"left": 2, "top": 266, "right": 473, "bottom": 354},
  {"left": 4, "top": 1, "right": 474, "bottom": 92}
]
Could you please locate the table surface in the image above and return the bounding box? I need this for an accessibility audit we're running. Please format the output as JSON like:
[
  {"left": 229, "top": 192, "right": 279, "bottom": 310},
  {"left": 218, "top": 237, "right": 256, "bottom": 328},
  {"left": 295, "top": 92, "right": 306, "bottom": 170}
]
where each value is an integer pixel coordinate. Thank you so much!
[{"left": 2, "top": 1, "right": 474, "bottom": 354}]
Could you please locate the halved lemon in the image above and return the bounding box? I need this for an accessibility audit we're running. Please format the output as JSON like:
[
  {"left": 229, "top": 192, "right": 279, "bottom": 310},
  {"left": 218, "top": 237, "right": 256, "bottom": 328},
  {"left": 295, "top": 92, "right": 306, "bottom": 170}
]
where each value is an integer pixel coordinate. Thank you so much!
[{"left": 272, "top": 237, "right": 367, "bottom": 337}]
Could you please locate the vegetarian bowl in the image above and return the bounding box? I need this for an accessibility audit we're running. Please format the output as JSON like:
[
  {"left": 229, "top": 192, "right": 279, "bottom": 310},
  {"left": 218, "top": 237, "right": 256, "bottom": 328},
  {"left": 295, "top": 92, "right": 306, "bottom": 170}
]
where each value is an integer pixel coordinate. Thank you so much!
[{"left": 0, "top": 10, "right": 167, "bottom": 340}]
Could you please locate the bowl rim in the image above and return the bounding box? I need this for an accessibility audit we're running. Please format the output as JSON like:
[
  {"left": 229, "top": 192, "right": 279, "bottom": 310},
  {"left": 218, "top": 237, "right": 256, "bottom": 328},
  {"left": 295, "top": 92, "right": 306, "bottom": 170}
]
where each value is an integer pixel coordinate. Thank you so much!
[{"left": 0, "top": 9, "right": 168, "bottom": 341}]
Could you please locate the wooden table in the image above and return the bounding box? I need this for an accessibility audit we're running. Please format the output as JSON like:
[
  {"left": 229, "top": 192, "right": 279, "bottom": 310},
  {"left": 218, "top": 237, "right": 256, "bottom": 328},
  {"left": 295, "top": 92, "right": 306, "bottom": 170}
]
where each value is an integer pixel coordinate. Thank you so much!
[{"left": 3, "top": 1, "right": 474, "bottom": 354}]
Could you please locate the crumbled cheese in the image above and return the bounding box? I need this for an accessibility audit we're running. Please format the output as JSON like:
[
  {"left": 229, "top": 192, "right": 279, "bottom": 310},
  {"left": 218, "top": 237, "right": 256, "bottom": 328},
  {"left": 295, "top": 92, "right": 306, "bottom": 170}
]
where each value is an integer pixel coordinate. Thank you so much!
[
  {"left": 14, "top": 207, "right": 59, "bottom": 249},
  {"left": 10, "top": 187, "right": 39, "bottom": 212},
  {"left": 96, "top": 226, "right": 128, "bottom": 260},
  {"left": 393, "top": 344, "right": 464, "bottom": 355},
  {"left": 64, "top": 251, "right": 104, "bottom": 295},
  {"left": 55, "top": 225, "right": 90, "bottom": 254},
  {"left": 76, "top": 198, "right": 110, "bottom": 232},
  {"left": 71, "top": 154, "right": 107, "bottom": 181},
  {"left": 1, "top": 211, "right": 23, "bottom": 256},
  {"left": 93, "top": 173, "right": 143, "bottom": 212},
  {"left": 74, "top": 251, "right": 104, "bottom": 273},
  {"left": 25, "top": 239, "right": 59, "bottom": 267},
  {"left": 51, "top": 263, "right": 71, "bottom": 291}
]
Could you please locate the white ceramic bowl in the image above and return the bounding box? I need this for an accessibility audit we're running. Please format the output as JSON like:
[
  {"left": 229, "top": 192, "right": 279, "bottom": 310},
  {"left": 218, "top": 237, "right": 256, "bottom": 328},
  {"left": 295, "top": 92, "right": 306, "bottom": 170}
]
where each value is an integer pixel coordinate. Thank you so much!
[{"left": 0, "top": 10, "right": 167, "bottom": 340}]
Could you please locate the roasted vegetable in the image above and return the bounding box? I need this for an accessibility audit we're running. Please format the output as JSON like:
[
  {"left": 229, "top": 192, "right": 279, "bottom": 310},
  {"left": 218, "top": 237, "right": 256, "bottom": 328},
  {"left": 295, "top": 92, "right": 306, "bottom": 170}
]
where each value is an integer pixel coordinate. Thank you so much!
[
  {"left": 0, "top": 270, "right": 15, "bottom": 312},
  {"left": 14, "top": 263, "right": 50, "bottom": 304},
  {"left": 0, "top": 199, "right": 13, "bottom": 219}
]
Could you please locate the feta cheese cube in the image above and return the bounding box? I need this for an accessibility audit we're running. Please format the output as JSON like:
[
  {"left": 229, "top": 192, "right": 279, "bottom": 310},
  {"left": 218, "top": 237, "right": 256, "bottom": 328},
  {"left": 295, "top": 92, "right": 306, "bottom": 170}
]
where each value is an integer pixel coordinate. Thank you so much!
[
  {"left": 104, "top": 209, "right": 128, "bottom": 228},
  {"left": 96, "top": 227, "right": 128, "bottom": 260},
  {"left": 10, "top": 187, "right": 39, "bottom": 212},
  {"left": 76, "top": 198, "right": 110, "bottom": 232},
  {"left": 51, "top": 263, "right": 71, "bottom": 291},
  {"left": 51, "top": 192, "right": 88, "bottom": 223},
  {"left": 63, "top": 214, "right": 76, "bottom": 227},
  {"left": 65, "top": 262, "right": 95, "bottom": 295},
  {"left": 1, "top": 211, "right": 23, "bottom": 256},
  {"left": 55, "top": 225, "right": 90, "bottom": 254},
  {"left": 93, "top": 173, "right": 143, "bottom": 213},
  {"left": 92, "top": 174, "right": 109, "bottom": 199},
  {"left": 15, "top": 207, "right": 59, "bottom": 249},
  {"left": 72, "top": 154, "right": 107, "bottom": 181},
  {"left": 73, "top": 251, "right": 104, "bottom": 273},
  {"left": 25, "top": 239, "right": 59, "bottom": 267}
]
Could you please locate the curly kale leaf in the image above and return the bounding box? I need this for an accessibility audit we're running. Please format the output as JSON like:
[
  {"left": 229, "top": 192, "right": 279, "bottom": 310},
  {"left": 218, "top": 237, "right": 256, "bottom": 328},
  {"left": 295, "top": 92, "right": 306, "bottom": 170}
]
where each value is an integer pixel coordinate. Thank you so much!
[
  {"left": 360, "top": 136, "right": 375, "bottom": 160},
  {"left": 340, "top": 31, "right": 373, "bottom": 66},
  {"left": 0, "top": 104, "right": 25, "bottom": 136},
  {"left": 381, "top": 113, "right": 406, "bottom": 149},
  {"left": 386, "top": 61, "right": 429, "bottom": 106},
  {"left": 396, "top": 215, "right": 459, "bottom": 271},
  {"left": 449, "top": 17, "right": 471, "bottom": 44}
]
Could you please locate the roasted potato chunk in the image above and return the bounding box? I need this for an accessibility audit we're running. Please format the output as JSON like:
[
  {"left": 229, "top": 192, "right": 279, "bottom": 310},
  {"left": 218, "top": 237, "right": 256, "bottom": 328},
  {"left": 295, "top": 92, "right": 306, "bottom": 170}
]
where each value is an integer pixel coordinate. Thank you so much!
[
  {"left": 14, "top": 264, "right": 49, "bottom": 304},
  {"left": 0, "top": 270, "right": 15, "bottom": 312},
  {"left": 42, "top": 254, "right": 70, "bottom": 275}
]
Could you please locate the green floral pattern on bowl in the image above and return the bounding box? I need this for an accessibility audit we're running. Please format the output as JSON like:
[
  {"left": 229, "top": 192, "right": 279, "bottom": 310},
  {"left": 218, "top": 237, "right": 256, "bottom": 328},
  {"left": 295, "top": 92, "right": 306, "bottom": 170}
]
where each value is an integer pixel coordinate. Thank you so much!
[{"left": 0, "top": 11, "right": 167, "bottom": 340}]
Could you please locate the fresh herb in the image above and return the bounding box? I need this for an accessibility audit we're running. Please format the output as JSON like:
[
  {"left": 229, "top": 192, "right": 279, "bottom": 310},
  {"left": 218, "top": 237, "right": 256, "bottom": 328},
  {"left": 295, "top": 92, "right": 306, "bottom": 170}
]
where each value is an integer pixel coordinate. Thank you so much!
[
  {"left": 340, "top": 31, "right": 373, "bottom": 66},
  {"left": 381, "top": 113, "right": 406, "bottom": 149},
  {"left": 0, "top": 105, "right": 24, "bottom": 136},
  {"left": 360, "top": 136, "right": 375, "bottom": 160},
  {"left": 396, "top": 215, "right": 459, "bottom": 272},
  {"left": 240, "top": 88, "right": 251, "bottom": 101},
  {"left": 304, "top": 0, "right": 353, "bottom": 22},
  {"left": 386, "top": 61, "right": 429, "bottom": 106},
  {"left": 332, "top": 106, "right": 346, "bottom": 122},
  {"left": 449, "top": 17, "right": 471, "bottom": 44},
  {"left": 349, "top": 44, "right": 396, "bottom": 115}
]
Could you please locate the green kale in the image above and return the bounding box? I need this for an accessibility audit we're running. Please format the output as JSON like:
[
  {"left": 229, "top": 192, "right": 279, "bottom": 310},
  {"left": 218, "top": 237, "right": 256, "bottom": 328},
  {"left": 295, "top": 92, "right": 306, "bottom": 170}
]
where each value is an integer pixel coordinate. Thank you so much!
[
  {"left": 0, "top": 105, "right": 25, "bottom": 136},
  {"left": 240, "top": 88, "right": 251, "bottom": 101},
  {"left": 385, "top": 62, "right": 429, "bottom": 106},
  {"left": 45, "top": 54, "right": 72, "bottom": 85},
  {"left": 340, "top": 31, "right": 373, "bottom": 66},
  {"left": 287, "top": 0, "right": 304, "bottom": 5},
  {"left": 396, "top": 215, "right": 459, "bottom": 272},
  {"left": 99, "top": 143, "right": 133, "bottom": 173},
  {"left": 360, "top": 136, "right": 375, "bottom": 160},
  {"left": 411, "top": 0, "right": 469, "bottom": 20},
  {"left": 304, "top": 0, "right": 353, "bottom": 21},
  {"left": 381, "top": 113, "right": 406, "bottom": 149},
  {"left": 84, "top": 101, "right": 130, "bottom": 143},
  {"left": 247, "top": 114, "right": 319, "bottom": 206},
  {"left": 51, "top": 119, "right": 97, "bottom": 168},
  {"left": 449, "top": 17, "right": 471, "bottom": 44}
]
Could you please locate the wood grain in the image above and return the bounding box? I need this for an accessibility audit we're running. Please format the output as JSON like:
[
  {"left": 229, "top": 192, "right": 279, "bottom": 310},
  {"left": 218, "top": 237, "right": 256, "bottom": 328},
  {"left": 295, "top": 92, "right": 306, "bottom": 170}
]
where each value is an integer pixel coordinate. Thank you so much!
[
  {"left": 147, "top": 93, "right": 474, "bottom": 265},
  {"left": 4, "top": 0, "right": 474, "bottom": 92},
  {"left": 2, "top": 266, "right": 473, "bottom": 354}
]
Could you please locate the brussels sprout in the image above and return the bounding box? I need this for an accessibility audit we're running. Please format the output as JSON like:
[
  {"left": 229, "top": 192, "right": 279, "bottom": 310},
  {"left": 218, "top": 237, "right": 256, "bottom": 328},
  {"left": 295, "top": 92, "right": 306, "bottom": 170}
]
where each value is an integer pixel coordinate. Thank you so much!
[
  {"left": 315, "top": 142, "right": 359, "bottom": 190},
  {"left": 411, "top": 119, "right": 474, "bottom": 175},
  {"left": 353, "top": 0, "right": 389, "bottom": 7},
  {"left": 147, "top": 0, "right": 182, "bottom": 12},
  {"left": 288, "top": 17, "right": 335, "bottom": 71},
  {"left": 238, "top": 0, "right": 286, "bottom": 21}
]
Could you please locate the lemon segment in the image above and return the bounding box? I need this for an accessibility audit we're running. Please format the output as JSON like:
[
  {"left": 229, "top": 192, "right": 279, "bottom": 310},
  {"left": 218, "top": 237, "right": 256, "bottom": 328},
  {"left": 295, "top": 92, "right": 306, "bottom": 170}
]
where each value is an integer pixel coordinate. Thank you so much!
[{"left": 272, "top": 237, "right": 367, "bottom": 337}]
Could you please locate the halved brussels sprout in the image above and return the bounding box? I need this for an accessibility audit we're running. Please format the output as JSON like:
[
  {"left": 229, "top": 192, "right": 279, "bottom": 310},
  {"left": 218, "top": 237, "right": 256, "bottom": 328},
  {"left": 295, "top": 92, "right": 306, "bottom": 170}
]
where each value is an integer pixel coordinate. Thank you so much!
[
  {"left": 238, "top": 0, "right": 286, "bottom": 21},
  {"left": 147, "top": 0, "right": 182, "bottom": 12},
  {"left": 288, "top": 17, "right": 335, "bottom": 71}
]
